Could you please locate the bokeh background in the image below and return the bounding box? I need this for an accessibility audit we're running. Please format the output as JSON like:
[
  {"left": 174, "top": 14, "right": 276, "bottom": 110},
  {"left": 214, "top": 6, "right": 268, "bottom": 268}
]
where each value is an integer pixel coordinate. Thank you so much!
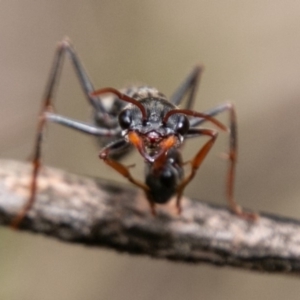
[{"left": 1, "top": 1, "right": 300, "bottom": 299}]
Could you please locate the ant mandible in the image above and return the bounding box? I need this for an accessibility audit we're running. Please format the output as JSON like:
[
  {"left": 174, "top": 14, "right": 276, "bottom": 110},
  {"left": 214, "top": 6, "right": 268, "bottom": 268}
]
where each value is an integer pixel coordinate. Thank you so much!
[{"left": 12, "top": 38, "right": 257, "bottom": 227}]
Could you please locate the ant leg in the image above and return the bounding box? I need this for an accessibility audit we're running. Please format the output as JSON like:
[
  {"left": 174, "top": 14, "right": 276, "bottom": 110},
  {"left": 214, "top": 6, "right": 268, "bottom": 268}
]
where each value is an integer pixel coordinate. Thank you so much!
[
  {"left": 176, "top": 129, "right": 218, "bottom": 214},
  {"left": 99, "top": 140, "right": 156, "bottom": 214},
  {"left": 187, "top": 103, "right": 258, "bottom": 220},
  {"left": 189, "top": 103, "right": 236, "bottom": 128},
  {"left": 45, "top": 112, "right": 121, "bottom": 137},
  {"left": 48, "top": 37, "right": 111, "bottom": 115},
  {"left": 42, "top": 37, "right": 117, "bottom": 133},
  {"left": 99, "top": 139, "right": 147, "bottom": 191},
  {"left": 170, "top": 65, "right": 204, "bottom": 109},
  {"left": 11, "top": 38, "right": 116, "bottom": 228},
  {"left": 10, "top": 115, "right": 122, "bottom": 229}
]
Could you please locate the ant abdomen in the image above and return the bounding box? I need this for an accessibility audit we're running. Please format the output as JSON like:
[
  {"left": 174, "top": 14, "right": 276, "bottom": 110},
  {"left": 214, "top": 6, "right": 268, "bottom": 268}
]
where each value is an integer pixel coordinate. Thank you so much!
[{"left": 145, "top": 149, "right": 184, "bottom": 204}]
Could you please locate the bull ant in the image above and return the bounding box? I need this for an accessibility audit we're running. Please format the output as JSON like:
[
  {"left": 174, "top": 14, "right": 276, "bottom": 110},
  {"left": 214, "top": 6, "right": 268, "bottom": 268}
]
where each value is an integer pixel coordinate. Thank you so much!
[{"left": 12, "top": 38, "right": 257, "bottom": 227}]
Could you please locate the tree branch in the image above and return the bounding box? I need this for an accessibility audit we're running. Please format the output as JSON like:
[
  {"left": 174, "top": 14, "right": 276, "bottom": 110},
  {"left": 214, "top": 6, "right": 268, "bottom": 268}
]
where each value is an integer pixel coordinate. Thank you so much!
[{"left": 1, "top": 159, "right": 300, "bottom": 274}]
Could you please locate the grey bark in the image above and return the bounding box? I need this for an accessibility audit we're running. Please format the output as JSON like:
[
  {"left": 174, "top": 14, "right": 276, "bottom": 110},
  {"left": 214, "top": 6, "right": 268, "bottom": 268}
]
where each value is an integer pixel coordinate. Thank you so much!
[{"left": 0, "top": 159, "right": 300, "bottom": 274}]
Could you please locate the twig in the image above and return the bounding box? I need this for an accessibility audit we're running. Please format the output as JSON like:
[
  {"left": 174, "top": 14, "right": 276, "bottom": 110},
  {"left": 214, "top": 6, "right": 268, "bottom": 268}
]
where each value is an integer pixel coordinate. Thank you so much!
[{"left": 0, "top": 159, "right": 300, "bottom": 274}]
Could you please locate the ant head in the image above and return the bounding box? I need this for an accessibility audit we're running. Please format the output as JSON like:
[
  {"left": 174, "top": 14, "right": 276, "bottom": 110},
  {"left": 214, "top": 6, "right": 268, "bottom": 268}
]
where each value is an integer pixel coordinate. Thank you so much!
[
  {"left": 117, "top": 97, "right": 192, "bottom": 163},
  {"left": 91, "top": 88, "right": 226, "bottom": 138},
  {"left": 92, "top": 88, "right": 190, "bottom": 137},
  {"left": 118, "top": 97, "right": 190, "bottom": 138}
]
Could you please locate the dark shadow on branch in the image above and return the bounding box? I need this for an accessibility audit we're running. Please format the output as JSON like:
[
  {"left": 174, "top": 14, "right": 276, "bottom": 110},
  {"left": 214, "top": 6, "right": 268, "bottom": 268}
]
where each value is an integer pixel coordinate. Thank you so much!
[{"left": 1, "top": 159, "right": 300, "bottom": 274}]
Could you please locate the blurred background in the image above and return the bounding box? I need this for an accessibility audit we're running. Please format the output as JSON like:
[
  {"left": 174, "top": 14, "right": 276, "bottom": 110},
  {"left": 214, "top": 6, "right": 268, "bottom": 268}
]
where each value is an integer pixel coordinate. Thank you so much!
[{"left": 1, "top": 1, "right": 300, "bottom": 299}]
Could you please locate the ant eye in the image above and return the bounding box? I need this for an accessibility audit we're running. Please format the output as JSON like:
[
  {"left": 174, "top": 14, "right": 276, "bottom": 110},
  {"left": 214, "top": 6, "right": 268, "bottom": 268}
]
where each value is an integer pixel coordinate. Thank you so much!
[
  {"left": 118, "top": 109, "right": 132, "bottom": 129},
  {"left": 176, "top": 115, "right": 189, "bottom": 135}
]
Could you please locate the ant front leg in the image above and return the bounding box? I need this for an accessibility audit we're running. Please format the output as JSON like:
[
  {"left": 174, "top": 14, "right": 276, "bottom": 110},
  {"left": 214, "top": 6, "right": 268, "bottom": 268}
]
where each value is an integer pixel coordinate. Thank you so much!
[
  {"left": 188, "top": 103, "right": 258, "bottom": 220},
  {"left": 99, "top": 140, "right": 156, "bottom": 214},
  {"left": 11, "top": 114, "right": 120, "bottom": 229},
  {"left": 11, "top": 38, "right": 117, "bottom": 228},
  {"left": 176, "top": 129, "right": 218, "bottom": 214}
]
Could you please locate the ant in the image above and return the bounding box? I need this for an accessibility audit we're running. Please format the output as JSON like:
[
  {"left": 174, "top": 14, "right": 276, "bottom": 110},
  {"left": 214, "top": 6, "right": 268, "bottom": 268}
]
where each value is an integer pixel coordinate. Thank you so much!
[{"left": 12, "top": 38, "right": 257, "bottom": 227}]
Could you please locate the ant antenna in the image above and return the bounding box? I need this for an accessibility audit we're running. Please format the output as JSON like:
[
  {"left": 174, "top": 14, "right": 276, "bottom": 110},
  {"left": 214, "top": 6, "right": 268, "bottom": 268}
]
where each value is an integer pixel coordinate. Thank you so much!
[
  {"left": 163, "top": 109, "right": 227, "bottom": 131},
  {"left": 91, "top": 88, "right": 147, "bottom": 121}
]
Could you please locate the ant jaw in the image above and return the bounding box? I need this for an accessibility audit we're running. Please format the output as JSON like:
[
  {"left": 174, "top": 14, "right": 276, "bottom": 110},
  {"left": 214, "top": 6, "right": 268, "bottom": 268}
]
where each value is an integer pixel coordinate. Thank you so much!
[
  {"left": 146, "top": 131, "right": 163, "bottom": 144},
  {"left": 146, "top": 135, "right": 180, "bottom": 165},
  {"left": 127, "top": 131, "right": 180, "bottom": 166}
]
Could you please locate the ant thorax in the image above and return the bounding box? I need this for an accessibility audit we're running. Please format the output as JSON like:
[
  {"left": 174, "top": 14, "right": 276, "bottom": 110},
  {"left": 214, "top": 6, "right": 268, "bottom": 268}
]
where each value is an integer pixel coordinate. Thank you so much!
[{"left": 121, "top": 85, "right": 167, "bottom": 101}]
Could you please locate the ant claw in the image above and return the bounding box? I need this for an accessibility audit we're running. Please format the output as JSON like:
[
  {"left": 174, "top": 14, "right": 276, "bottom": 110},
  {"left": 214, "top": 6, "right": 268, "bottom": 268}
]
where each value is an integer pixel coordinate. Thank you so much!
[
  {"left": 232, "top": 204, "right": 259, "bottom": 221},
  {"left": 176, "top": 203, "right": 182, "bottom": 215}
]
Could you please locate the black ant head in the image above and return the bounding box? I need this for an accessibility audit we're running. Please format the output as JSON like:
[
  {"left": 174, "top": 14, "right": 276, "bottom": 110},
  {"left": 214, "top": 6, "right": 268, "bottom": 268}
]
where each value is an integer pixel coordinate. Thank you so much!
[
  {"left": 92, "top": 87, "right": 190, "bottom": 138},
  {"left": 119, "top": 98, "right": 190, "bottom": 139},
  {"left": 118, "top": 96, "right": 192, "bottom": 163},
  {"left": 91, "top": 88, "right": 191, "bottom": 161}
]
